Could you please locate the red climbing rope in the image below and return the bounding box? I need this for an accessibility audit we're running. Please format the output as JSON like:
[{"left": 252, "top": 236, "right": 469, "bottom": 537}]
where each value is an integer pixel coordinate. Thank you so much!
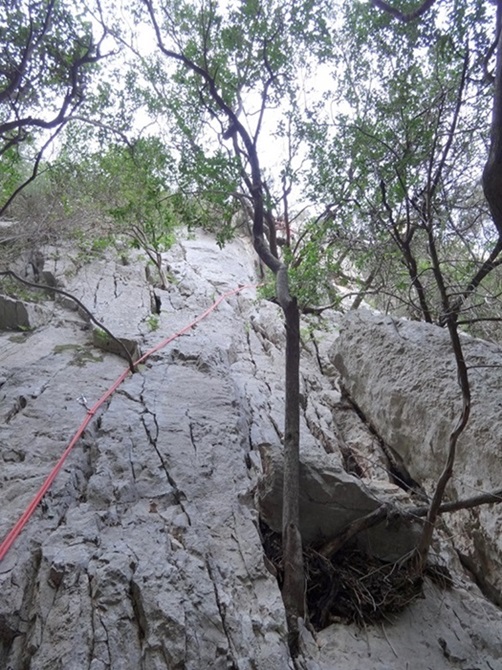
[{"left": 0, "top": 283, "right": 256, "bottom": 561}]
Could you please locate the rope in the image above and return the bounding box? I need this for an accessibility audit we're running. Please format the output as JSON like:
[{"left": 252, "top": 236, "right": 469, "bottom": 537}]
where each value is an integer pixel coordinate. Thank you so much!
[{"left": 0, "top": 283, "right": 256, "bottom": 561}]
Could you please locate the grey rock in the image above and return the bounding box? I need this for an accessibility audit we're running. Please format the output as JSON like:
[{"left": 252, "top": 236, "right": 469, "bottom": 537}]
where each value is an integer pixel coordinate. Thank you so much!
[
  {"left": 332, "top": 308, "right": 502, "bottom": 604},
  {"left": 91, "top": 327, "right": 141, "bottom": 362},
  {"left": 0, "top": 234, "right": 502, "bottom": 670},
  {"left": 0, "top": 294, "right": 51, "bottom": 330},
  {"left": 256, "top": 443, "right": 422, "bottom": 561}
]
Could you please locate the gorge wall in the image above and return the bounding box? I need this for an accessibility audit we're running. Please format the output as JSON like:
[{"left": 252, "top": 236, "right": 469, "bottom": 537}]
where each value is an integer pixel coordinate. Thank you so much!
[{"left": 1, "top": 230, "right": 502, "bottom": 669}]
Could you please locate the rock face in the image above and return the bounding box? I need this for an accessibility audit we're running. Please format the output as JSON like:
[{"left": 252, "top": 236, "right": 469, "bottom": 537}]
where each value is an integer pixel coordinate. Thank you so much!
[
  {"left": 332, "top": 308, "right": 502, "bottom": 607},
  {"left": 0, "top": 294, "right": 52, "bottom": 331},
  {"left": 1, "top": 235, "right": 502, "bottom": 670}
]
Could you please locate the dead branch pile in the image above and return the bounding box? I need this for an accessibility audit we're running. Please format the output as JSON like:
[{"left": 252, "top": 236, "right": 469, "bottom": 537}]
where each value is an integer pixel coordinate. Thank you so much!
[{"left": 260, "top": 521, "right": 451, "bottom": 630}]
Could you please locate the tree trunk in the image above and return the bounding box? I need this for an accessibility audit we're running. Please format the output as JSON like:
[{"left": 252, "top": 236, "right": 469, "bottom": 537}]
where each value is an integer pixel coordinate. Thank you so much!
[
  {"left": 483, "top": 0, "right": 502, "bottom": 235},
  {"left": 281, "top": 295, "right": 304, "bottom": 653}
]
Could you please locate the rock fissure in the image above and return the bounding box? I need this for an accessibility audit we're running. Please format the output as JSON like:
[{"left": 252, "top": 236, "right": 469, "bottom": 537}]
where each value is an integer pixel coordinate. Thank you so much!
[
  {"left": 2, "top": 395, "right": 27, "bottom": 424},
  {"left": 308, "top": 330, "right": 325, "bottom": 376},
  {"left": 269, "top": 413, "right": 283, "bottom": 442},
  {"left": 340, "top": 385, "right": 427, "bottom": 499},
  {"left": 187, "top": 415, "right": 197, "bottom": 454},
  {"left": 139, "top": 410, "right": 187, "bottom": 510},
  {"left": 204, "top": 556, "right": 238, "bottom": 668},
  {"left": 92, "top": 273, "right": 104, "bottom": 312},
  {"left": 456, "top": 549, "right": 502, "bottom": 608},
  {"left": 245, "top": 327, "right": 258, "bottom": 374},
  {"left": 98, "top": 613, "right": 111, "bottom": 669},
  {"left": 87, "top": 576, "right": 97, "bottom": 670},
  {"left": 127, "top": 435, "right": 138, "bottom": 486},
  {"left": 129, "top": 578, "right": 147, "bottom": 647},
  {"left": 117, "top": 388, "right": 145, "bottom": 405}
]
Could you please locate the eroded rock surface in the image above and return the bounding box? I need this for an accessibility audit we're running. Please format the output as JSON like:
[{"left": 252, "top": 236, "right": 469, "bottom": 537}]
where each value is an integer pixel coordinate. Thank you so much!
[{"left": 1, "top": 235, "right": 502, "bottom": 670}]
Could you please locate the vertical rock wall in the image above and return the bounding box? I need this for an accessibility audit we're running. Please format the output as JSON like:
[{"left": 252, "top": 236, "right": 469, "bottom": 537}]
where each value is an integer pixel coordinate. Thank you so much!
[{"left": 1, "top": 236, "right": 502, "bottom": 670}]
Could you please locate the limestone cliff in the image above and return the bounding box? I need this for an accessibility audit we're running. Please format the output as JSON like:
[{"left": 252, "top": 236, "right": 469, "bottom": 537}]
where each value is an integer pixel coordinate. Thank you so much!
[{"left": 1, "top": 231, "right": 501, "bottom": 670}]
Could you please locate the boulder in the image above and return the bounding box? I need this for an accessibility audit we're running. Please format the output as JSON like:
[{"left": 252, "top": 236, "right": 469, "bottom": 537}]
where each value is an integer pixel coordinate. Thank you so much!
[
  {"left": 256, "top": 443, "right": 422, "bottom": 562},
  {"left": 332, "top": 308, "right": 502, "bottom": 601},
  {"left": 0, "top": 294, "right": 52, "bottom": 331}
]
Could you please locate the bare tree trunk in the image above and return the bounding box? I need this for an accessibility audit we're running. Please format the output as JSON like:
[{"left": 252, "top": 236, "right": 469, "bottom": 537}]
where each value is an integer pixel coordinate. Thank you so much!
[
  {"left": 254, "top": 247, "right": 304, "bottom": 655},
  {"left": 351, "top": 261, "right": 380, "bottom": 310},
  {"left": 281, "top": 295, "right": 304, "bottom": 653},
  {"left": 414, "top": 229, "right": 471, "bottom": 571},
  {"left": 483, "top": 1, "right": 502, "bottom": 235}
]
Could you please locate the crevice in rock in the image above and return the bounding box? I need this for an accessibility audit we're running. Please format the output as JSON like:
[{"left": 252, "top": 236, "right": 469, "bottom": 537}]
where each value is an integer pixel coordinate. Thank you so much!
[
  {"left": 249, "top": 317, "right": 273, "bottom": 355},
  {"left": 170, "top": 348, "right": 212, "bottom": 374},
  {"left": 204, "top": 556, "right": 239, "bottom": 670},
  {"left": 99, "top": 613, "right": 111, "bottom": 669},
  {"left": 456, "top": 550, "right": 502, "bottom": 609},
  {"left": 87, "top": 575, "right": 97, "bottom": 670},
  {"left": 117, "top": 388, "right": 145, "bottom": 405},
  {"left": 129, "top": 578, "right": 147, "bottom": 649},
  {"left": 127, "top": 435, "right": 138, "bottom": 485},
  {"left": 140, "top": 410, "right": 191, "bottom": 525},
  {"left": 9, "top": 547, "right": 44, "bottom": 669},
  {"left": 308, "top": 331, "right": 325, "bottom": 376},
  {"left": 92, "top": 277, "right": 102, "bottom": 311},
  {"left": 0, "top": 614, "right": 19, "bottom": 666},
  {"left": 303, "top": 404, "right": 364, "bottom": 479},
  {"left": 269, "top": 414, "right": 283, "bottom": 443},
  {"left": 339, "top": 386, "right": 428, "bottom": 500},
  {"left": 150, "top": 291, "right": 161, "bottom": 315},
  {"left": 82, "top": 427, "right": 100, "bottom": 478},
  {"left": 246, "top": 425, "right": 254, "bottom": 462},
  {"left": 51, "top": 429, "right": 99, "bottom": 512},
  {"left": 244, "top": 327, "right": 258, "bottom": 374},
  {"left": 187, "top": 414, "right": 197, "bottom": 454},
  {"left": 3, "top": 394, "right": 27, "bottom": 424}
]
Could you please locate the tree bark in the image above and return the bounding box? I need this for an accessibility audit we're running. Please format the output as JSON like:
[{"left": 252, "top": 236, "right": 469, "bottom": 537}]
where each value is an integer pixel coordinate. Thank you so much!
[
  {"left": 483, "top": 1, "right": 502, "bottom": 236},
  {"left": 280, "top": 295, "right": 304, "bottom": 651}
]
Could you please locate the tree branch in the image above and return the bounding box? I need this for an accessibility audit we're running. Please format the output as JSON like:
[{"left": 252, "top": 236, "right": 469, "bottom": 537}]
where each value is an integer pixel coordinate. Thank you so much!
[
  {"left": 369, "top": 0, "right": 438, "bottom": 23},
  {"left": 0, "top": 271, "right": 136, "bottom": 372},
  {"left": 320, "top": 485, "right": 502, "bottom": 560}
]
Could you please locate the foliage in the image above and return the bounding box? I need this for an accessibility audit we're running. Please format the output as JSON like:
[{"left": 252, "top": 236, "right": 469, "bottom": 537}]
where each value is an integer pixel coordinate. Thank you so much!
[
  {"left": 300, "top": 0, "right": 500, "bottom": 329},
  {"left": 146, "top": 314, "right": 160, "bottom": 331},
  {"left": 2, "top": 0, "right": 501, "bottom": 329},
  {"left": 49, "top": 137, "right": 183, "bottom": 284},
  {"left": 0, "top": 0, "right": 112, "bottom": 214}
]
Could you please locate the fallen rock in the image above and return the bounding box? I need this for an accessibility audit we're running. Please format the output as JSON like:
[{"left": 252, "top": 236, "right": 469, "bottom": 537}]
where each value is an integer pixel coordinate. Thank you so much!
[
  {"left": 256, "top": 443, "right": 422, "bottom": 562},
  {"left": 91, "top": 326, "right": 141, "bottom": 362},
  {"left": 0, "top": 294, "right": 52, "bottom": 331}
]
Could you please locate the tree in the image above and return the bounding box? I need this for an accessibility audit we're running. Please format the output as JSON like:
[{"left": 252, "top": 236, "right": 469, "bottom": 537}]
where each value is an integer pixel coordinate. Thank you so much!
[
  {"left": 116, "top": 0, "right": 312, "bottom": 650},
  {"left": 0, "top": 0, "right": 110, "bottom": 214},
  {"left": 52, "top": 138, "right": 181, "bottom": 287},
  {"left": 299, "top": 0, "right": 502, "bottom": 569},
  {"left": 302, "top": 1, "right": 495, "bottom": 317}
]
